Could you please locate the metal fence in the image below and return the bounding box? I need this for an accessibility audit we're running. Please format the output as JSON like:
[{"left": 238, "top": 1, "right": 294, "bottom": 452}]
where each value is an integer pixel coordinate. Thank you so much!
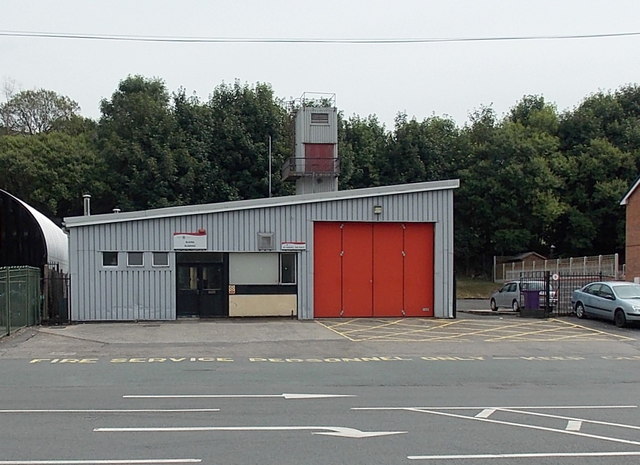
[
  {"left": 497, "top": 254, "right": 620, "bottom": 282},
  {"left": 0, "top": 266, "right": 41, "bottom": 337},
  {"left": 518, "top": 271, "right": 614, "bottom": 317},
  {"left": 42, "top": 265, "right": 70, "bottom": 323}
]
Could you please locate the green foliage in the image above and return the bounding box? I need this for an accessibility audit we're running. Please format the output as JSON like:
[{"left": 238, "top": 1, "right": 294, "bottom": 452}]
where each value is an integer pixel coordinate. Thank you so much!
[
  {"left": 0, "top": 89, "right": 80, "bottom": 135},
  {"left": 2, "top": 78, "right": 640, "bottom": 278},
  {"left": 338, "top": 115, "right": 387, "bottom": 189},
  {"left": 0, "top": 132, "right": 105, "bottom": 218},
  {"left": 206, "top": 81, "right": 292, "bottom": 200},
  {"left": 98, "top": 75, "right": 191, "bottom": 211}
]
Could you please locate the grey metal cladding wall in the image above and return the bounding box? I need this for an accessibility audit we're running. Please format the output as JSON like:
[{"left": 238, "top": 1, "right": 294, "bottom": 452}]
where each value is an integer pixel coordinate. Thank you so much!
[
  {"left": 71, "top": 187, "right": 454, "bottom": 321},
  {"left": 70, "top": 223, "right": 176, "bottom": 321}
]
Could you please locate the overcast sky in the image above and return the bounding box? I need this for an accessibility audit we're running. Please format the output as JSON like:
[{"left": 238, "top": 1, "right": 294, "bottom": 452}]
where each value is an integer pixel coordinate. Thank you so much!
[{"left": 2, "top": 0, "right": 639, "bottom": 129}]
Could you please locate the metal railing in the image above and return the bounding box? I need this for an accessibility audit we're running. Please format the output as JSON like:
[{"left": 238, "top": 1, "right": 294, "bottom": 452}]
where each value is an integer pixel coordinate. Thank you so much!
[
  {"left": 519, "top": 270, "right": 614, "bottom": 317},
  {"left": 282, "top": 157, "right": 340, "bottom": 179},
  {"left": 0, "top": 266, "right": 41, "bottom": 337}
]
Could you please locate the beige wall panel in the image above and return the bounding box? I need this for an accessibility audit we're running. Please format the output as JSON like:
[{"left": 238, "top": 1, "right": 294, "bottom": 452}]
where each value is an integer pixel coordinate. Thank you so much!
[{"left": 229, "top": 294, "right": 297, "bottom": 317}]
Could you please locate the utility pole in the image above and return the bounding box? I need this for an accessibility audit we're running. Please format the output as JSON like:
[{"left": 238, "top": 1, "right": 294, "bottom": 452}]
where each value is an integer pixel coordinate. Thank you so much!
[{"left": 268, "top": 135, "right": 272, "bottom": 198}]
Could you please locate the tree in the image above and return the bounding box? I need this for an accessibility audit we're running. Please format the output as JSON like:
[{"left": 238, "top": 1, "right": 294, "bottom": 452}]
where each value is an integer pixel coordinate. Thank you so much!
[
  {"left": 338, "top": 115, "right": 388, "bottom": 189},
  {"left": 455, "top": 103, "right": 565, "bottom": 275},
  {"left": 0, "top": 132, "right": 105, "bottom": 218},
  {"left": 0, "top": 89, "right": 80, "bottom": 135},
  {"left": 551, "top": 138, "right": 634, "bottom": 255},
  {"left": 97, "top": 75, "right": 191, "bottom": 211},
  {"left": 205, "top": 81, "right": 293, "bottom": 200}
]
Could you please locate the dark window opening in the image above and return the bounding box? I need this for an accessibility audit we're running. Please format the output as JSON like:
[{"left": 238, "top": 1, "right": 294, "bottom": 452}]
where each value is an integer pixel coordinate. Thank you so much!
[
  {"left": 280, "top": 253, "right": 296, "bottom": 284},
  {"left": 103, "top": 252, "right": 118, "bottom": 267}
]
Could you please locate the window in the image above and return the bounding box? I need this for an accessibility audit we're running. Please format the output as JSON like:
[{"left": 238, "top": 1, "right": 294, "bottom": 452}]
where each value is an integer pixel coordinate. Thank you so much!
[
  {"left": 229, "top": 253, "right": 279, "bottom": 284},
  {"left": 102, "top": 252, "right": 118, "bottom": 267},
  {"left": 153, "top": 252, "right": 169, "bottom": 267},
  {"left": 310, "top": 112, "right": 329, "bottom": 124},
  {"left": 280, "top": 253, "right": 296, "bottom": 284},
  {"left": 127, "top": 252, "right": 144, "bottom": 267}
]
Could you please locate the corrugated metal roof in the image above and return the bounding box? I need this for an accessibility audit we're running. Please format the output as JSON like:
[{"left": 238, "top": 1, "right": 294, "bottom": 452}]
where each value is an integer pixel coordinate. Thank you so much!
[
  {"left": 1, "top": 189, "right": 69, "bottom": 271},
  {"left": 64, "top": 179, "right": 460, "bottom": 228}
]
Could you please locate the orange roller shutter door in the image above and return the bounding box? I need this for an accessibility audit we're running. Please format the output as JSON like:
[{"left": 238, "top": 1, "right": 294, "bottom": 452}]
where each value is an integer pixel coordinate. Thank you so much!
[
  {"left": 372, "top": 223, "right": 404, "bottom": 317},
  {"left": 313, "top": 221, "right": 434, "bottom": 318},
  {"left": 313, "top": 222, "right": 342, "bottom": 317}
]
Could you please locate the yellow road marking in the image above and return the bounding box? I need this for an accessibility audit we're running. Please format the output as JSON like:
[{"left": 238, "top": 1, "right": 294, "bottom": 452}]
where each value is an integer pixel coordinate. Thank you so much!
[
  {"left": 355, "top": 320, "right": 468, "bottom": 341},
  {"left": 318, "top": 317, "right": 635, "bottom": 342},
  {"left": 315, "top": 321, "right": 359, "bottom": 341},
  {"left": 552, "top": 319, "right": 635, "bottom": 341},
  {"left": 486, "top": 324, "right": 596, "bottom": 341}
]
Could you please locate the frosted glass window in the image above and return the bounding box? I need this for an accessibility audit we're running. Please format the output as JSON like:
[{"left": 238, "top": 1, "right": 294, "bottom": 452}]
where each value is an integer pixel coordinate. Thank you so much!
[{"left": 229, "top": 253, "right": 278, "bottom": 285}]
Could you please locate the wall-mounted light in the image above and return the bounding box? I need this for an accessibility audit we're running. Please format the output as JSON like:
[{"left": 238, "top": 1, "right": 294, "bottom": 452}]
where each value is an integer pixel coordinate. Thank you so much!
[{"left": 373, "top": 205, "right": 383, "bottom": 215}]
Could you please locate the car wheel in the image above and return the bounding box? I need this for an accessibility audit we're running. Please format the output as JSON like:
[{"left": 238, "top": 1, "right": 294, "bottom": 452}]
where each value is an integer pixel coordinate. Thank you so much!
[
  {"left": 490, "top": 299, "right": 498, "bottom": 311},
  {"left": 614, "top": 309, "right": 627, "bottom": 328},
  {"left": 575, "top": 302, "right": 586, "bottom": 319},
  {"left": 512, "top": 299, "right": 520, "bottom": 312}
]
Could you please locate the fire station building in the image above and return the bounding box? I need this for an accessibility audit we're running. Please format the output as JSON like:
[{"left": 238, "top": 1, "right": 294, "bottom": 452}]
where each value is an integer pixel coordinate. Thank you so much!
[{"left": 63, "top": 104, "right": 458, "bottom": 321}]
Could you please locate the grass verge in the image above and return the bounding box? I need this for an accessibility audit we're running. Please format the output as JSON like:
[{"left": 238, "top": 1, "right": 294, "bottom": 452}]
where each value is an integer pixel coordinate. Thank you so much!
[{"left": 457, "top": 278, "right": 499, "bottom": 299}]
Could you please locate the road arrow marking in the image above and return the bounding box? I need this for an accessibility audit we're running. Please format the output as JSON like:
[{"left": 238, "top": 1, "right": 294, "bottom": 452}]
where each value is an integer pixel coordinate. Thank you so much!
[
  {"left": 94, "top": 425, "right": 405, "bottom": 439},
  {"left": 123, "top": 393, "right": 355, "bottom": 400}
]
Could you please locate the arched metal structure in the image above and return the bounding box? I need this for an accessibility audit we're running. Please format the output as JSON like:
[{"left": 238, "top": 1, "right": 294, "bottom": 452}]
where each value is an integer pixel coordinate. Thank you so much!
[{"left": 0, "top": 190, "right": 68, "bottom": 272}]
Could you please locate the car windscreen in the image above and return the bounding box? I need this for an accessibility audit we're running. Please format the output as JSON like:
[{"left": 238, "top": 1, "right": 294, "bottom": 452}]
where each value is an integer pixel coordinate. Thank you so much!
[{"left": 613, "top": 284, "right": 640, "bottom": 299}]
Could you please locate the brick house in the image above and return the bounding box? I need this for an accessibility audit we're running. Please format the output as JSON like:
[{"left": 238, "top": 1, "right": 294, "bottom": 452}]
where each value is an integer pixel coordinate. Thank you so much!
[{"left": 620, "top": 177, "right": 640, "bottom": 282}]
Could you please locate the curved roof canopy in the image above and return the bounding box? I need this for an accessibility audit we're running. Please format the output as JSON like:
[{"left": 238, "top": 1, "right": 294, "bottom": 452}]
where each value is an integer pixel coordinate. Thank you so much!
[{"left": 0, "top": 189, "right": 69, "bottom": 272}]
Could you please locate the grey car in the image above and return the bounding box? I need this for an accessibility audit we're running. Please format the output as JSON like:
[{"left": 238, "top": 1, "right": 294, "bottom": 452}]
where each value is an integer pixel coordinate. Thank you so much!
[
  {"left": 490, "top": 280, "right": 556, "bottom": 312},
  {"left": 571, "top": 281, "right": 640, "bottom": 327}
]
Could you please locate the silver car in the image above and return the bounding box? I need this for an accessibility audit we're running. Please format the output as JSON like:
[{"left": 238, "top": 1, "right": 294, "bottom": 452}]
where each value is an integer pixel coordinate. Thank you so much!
[
  {"left": 571, "top": 281, "right": 640, "bottom": 327},
  {"left": 490, "top": 280, "right": 556, "bottom": 312}
]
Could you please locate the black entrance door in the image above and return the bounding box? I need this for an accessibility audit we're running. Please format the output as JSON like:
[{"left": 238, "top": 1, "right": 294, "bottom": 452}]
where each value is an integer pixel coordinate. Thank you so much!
[{"left": 176, "top": 253, "right": 228, "bottom": 317}]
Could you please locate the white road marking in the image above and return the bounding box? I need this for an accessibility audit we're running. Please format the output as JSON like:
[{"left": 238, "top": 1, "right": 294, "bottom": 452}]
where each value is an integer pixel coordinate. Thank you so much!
[
  {"left": 566, "top": 420, "right": 582, "bottom": 431},
  {"left": 0, "top": 460, "right": 201, "bottom": 464},
  {"left": 476, "top": 409, "right": 495, "bottom": 418},
  {"left": 352, "top": 405, "right": 637, "bottom": 411},
  {"left": 123, "top": 393, "right": 355, "bottom": 400},
  {"left": 94, "top": 425, "right": 405, "bottom": 438},
  {"left": 403, "top": 408, "right": 640, "bottom": 446},
  {"left": 0, "top": 409, "right": 219, "bottom": 414},
  {"left": 408, "top": 451, "right": 640, "bottom": 460},
  {"left": 499, "top": 407, "right": 640, "bottom": 431}
]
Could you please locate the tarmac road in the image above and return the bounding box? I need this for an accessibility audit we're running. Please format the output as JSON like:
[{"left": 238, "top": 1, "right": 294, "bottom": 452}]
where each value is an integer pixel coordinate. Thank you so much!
[{"left": 1, "top": 311, "right": 640, "bottom": 465}]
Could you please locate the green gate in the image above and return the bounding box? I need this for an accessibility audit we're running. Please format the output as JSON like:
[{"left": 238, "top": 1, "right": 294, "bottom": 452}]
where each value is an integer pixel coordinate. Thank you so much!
[{"left": 0, "top": 266, "right": 41, "bottom": 337}]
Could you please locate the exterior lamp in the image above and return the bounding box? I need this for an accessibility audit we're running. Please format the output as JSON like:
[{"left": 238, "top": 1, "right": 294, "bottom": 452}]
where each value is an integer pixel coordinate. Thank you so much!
[{"left": 373, "top": 205, "right": 383, "bottom": 215}]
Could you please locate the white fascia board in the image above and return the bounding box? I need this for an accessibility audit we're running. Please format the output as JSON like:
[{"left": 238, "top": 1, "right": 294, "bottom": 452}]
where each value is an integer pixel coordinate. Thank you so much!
[
  {"left": 63, "top": 179, "right": 460, "bottom": 228},
  {"left": 620, "top": 177, "right": 640, "bottom": 206}
]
